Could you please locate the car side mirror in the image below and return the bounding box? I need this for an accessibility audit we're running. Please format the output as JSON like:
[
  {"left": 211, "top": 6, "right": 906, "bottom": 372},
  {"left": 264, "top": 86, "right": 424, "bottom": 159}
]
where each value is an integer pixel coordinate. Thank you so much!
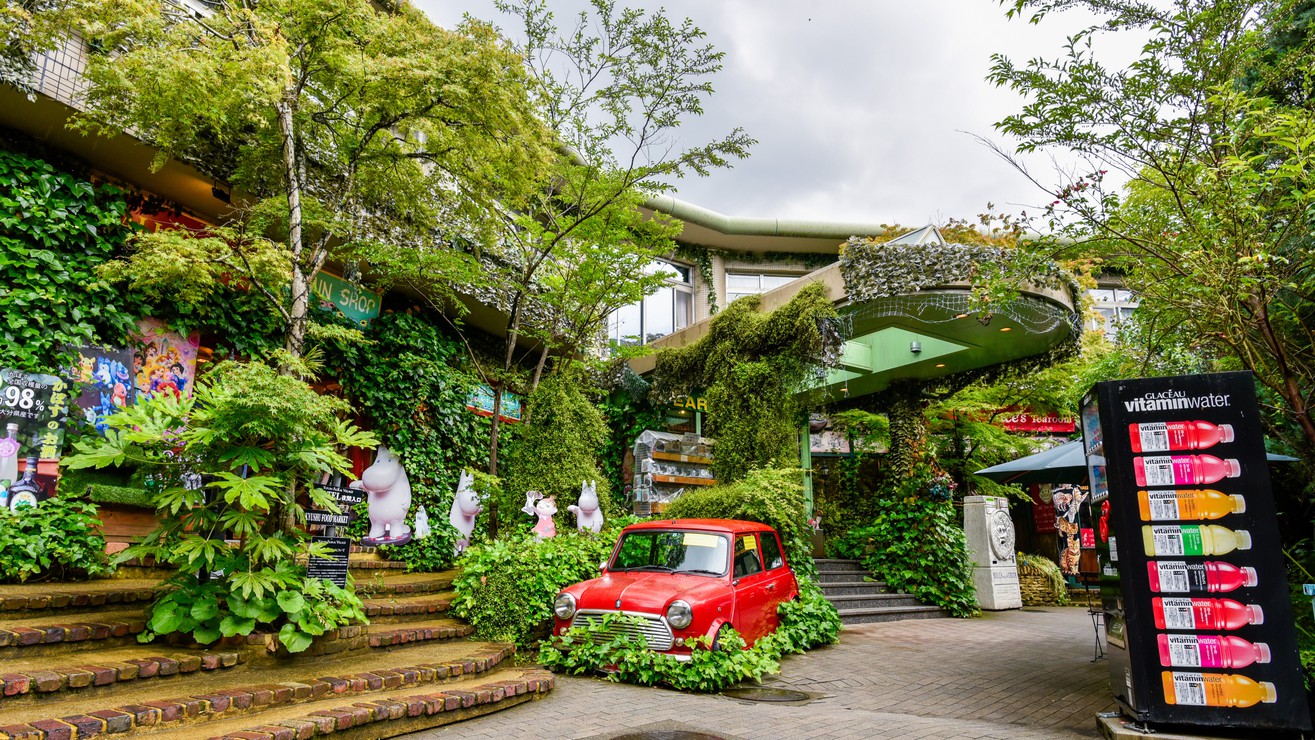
[{"left": 599, "top": 561, "right": 607, "bottom": 573}]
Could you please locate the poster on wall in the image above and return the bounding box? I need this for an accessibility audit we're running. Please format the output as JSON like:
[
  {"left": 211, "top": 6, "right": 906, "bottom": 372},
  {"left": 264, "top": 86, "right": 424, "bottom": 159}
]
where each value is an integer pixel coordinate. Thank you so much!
[
  {"left": 72, "top": 346, "right": 136, "bottom": 433},
  {"left": 466, "top": 384, "right": 522, "bottom": 423},
  {"left": 1081, "top": 372, "right": 1310, "bottom": 732},
  {"left": 0, "top": 368, "right": 71, "bottom": 506},
  {"left": 134, "top": 319, "right": 200, "bottom": 400},
  {"left": 1053, "top": 483, "right": 1091, "bottom": 575}
]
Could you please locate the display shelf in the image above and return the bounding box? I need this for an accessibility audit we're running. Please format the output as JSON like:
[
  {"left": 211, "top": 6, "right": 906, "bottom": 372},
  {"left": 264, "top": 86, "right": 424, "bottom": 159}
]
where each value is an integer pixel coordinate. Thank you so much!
[
  {"left": 650, "top": 451, "right": 713, "bottom": 465},
  {"left": 651, "top": 474, "right": 717, "bottom": 487}
]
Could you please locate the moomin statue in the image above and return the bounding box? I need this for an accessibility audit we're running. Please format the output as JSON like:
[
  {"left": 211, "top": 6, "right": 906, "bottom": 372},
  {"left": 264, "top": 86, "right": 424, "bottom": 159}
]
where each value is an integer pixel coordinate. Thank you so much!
[
  {"left": 567, "top": 480, "right": 604, "bottom": 533},
  {"left": 449, "top": 471, "right": 482, "bottom": 556},
  {"left": 352, "top": 445, "right": 412, "bottom": 546},
  {"left": 522, "top": 490, "right": 557, "bottom": 540}
]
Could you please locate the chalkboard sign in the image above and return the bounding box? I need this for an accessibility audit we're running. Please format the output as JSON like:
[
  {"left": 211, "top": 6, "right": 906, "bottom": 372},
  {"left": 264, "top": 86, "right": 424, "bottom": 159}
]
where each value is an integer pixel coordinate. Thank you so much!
[
  {"left": 307, "top": 536, "right": 350, "bottom": 588},
  {"left": 305, "top": 510, "right": 350, "bottom": 526}
]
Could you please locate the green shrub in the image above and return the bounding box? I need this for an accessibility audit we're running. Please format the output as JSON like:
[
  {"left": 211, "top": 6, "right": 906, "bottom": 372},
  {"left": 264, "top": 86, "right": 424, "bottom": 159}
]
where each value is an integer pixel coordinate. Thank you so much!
[
  {"left": 1017, "top": 552, "right": 1069, "bottom": 605},
  {"left": 661, "top": 468, "right": 817, "bottom": 581},
  {"left": 538, "top": 579, "right": 840, "bottom": 692},
  {"left": 0, "top": 494, "right": 112, "bottom": 582},
  {"left": 451, "top": 530, "right": 617, "bottom": 649}
]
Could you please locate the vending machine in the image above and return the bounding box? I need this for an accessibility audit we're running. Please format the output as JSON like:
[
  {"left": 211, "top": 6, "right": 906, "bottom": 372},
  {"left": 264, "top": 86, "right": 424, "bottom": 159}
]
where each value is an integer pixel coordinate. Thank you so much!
[{"left": 1080, "top": 372, "right": 1309, "bottom": 731}]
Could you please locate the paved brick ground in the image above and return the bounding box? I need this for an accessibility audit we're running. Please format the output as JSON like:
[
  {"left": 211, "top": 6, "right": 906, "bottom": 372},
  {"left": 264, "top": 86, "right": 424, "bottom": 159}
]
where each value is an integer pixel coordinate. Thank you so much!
[{"left": 406, "top": 607, "right": 1115, "bottom": 739}]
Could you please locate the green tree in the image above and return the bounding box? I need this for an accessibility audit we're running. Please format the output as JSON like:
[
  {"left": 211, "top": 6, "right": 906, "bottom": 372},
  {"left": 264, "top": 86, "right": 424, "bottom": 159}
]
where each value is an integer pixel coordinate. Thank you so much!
[
  {"left": 476, "top": 0, "right": 754, "bottom": 487},
  {"left": 990, "top": 0, "right": 1315, "bottom": 460},
  {"left": 54, "top": 0, "right": 550, "bottom": 361}
]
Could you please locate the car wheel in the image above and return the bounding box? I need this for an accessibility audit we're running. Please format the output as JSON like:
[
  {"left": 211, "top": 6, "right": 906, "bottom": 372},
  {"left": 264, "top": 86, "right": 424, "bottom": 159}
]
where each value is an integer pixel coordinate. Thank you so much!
[{"left": 711, "top": 625, "right": 732, "bottom": 652}]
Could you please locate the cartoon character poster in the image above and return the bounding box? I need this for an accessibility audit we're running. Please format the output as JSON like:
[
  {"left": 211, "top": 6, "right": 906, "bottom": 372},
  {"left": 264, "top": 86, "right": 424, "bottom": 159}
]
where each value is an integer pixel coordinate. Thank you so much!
[
  {"left": 134, "top": 318, "right": 199, "bottom": 401},
  {"left": 73, "top": 346, "right": 137, "bottom": 433},
  {"left": 1052, "top": 483, "right": 1091, "bottom": 576}
]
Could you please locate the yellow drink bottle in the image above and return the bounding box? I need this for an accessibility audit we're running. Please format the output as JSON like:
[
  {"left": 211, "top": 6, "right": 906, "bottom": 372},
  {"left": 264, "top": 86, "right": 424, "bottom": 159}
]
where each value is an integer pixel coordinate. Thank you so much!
[
  {"left": 1138, "top": 489, "right": 1245, "bottom": 521},
  {"left": 1162, "top": 671, "right": 1277, "bottom": 708},
  {"left": 1142, "top": 524, "right": 1252, "bottom": 557}
]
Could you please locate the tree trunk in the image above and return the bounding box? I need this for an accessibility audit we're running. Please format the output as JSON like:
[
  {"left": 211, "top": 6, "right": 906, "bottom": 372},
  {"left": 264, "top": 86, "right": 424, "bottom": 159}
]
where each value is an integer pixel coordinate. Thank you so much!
[
  {"left": 278, "top": 99, "right": 307, "bottom": 362},
  {"left": 487, "top": 387, "right": 502, "bottom": 539},
  {"left": 886, "top": 381, "right": 929, "bottom": 480},
  {"left": 531, "top": 343, "right": 550, "bottom": 390}
]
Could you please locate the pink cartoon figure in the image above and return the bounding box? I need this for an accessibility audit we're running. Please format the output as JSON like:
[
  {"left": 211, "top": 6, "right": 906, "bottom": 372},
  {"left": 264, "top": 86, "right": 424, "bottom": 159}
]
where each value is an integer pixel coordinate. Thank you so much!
[
  {"left": 351, "top": 445, "right": 412, "bottom": 546},
  {"left": 448, "top": 470, "right": 482, "bottom": 556},
  {"left": 521, "top": 490, "right": 557, "bottom": 540},
  {"left": 567, "top": 480, "right": 604, "bottom": 533}
]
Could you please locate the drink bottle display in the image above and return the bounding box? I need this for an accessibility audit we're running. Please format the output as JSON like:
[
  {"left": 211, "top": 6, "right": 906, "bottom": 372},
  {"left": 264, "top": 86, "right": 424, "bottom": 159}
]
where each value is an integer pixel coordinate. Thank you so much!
[
  {"left": 0, "top": 422, "right": 18, "bottom": 508},
  {"left": 1161, "top": 671, "right": 1277, "bottom": 708},
  {"left": 1137, "top": 489, "right": 1245, "bottom": 521},
  {"left": 1146, "top": 561, "right": 1258, "bottom": 593},
  {"left": 1130, "top": 421, "right": 1234, "bottom": 453},
  {"left": 1152, "top": 597, "right": 1263, "bottom": 631},
  {"left": 6, "top": 456, "right": 43, "bottom": 510},
  {"left": 1142, "top": 525, "right": 1252, "bottom": 557},
  {"left": 1134, "top": 455, "right": 1241, "bottom": 487},
  {"left": 1157, "top": 634, "right": 1271, "bottom": 669}
]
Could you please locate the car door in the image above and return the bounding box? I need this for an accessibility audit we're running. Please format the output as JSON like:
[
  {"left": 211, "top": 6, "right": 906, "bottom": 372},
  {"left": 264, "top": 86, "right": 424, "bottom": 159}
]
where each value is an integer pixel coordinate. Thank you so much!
[
  {"left": 730, "top": 532, "right": 770, "bottom": 643},
  {"left": 756, "top": 529, "right": 797, "bottom": 632}
]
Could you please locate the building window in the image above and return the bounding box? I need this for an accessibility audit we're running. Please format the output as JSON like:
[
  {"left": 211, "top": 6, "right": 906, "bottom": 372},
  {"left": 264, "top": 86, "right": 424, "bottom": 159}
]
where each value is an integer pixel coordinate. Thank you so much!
[
  {"left": 1087, "top": 288, "right": 1138, "bottom": 340},
  {"left": 607, "top": 261, "right": 693, "bottom": 346},
  {"left": 725, "top": 272, "right": 801, "bottom": 303}
]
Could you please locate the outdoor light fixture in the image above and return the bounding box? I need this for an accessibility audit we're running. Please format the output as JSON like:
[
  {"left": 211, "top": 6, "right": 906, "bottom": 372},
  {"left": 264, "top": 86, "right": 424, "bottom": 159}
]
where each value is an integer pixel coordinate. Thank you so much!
[
  {"left": 909, "top": 341, "right": 922, "bottom": 354},
  {"left": 935, "top": 363, "right": 946, "bottom": 368},
  {"left": 955, "top": 313, "right": 969, "bottom": 319},
  {"left": 999, "top": 327, "right": 1013, "bottom": 332},
  {"left": 211, "top": 180, "right": 231, "bottom": 203}
]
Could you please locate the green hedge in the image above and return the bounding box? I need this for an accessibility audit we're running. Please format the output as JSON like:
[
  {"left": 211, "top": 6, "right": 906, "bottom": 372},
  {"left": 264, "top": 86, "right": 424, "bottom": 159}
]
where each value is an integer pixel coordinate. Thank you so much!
[{"left": 0, "top": 495, "right": 112, "bottom": 583}]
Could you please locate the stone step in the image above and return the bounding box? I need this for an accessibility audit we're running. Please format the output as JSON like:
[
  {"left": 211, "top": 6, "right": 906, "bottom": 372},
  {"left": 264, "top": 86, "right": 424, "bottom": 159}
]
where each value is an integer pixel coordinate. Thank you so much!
[
  {"left": 825, "top": 593, "right": 925, "bottom": 610},
  {"left": 837, "top": 605, "right": 950, "bottom": 625},
  {"left": 354, "top": 572, "right": 456, "bottom": 597},
  {"left": 0, "top": 646, "right": 244, "bottom": 709},
  {"left": 0, "top": 640, "right": 515, "bottom": 738},
  {"left": 819, "top": 580, "right": 889, "bottom": 596},
  {"left": 0, "top": 608, "right": 148, "bottom": 659},
  {"left": 0, "top": 581, "right": 158, "bottom": 619},
  {"left": 816, "top": 571, "right": 882, "bottom": 584},
  {"left": 166, "top": 668, "right": 553, "bottom": 740},
  {"left": 813, "top": 559, "right": 868, "bottom": 573},
  {"left": 358, "top": 593, "right": 455, "bottom": 625}
]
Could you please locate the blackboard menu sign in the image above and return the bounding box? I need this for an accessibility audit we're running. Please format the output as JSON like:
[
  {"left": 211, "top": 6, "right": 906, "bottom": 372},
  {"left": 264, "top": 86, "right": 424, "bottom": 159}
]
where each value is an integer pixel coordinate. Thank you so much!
[
  {"left": 1081, "top": 372, "right": 1309, "bottom": 731},
  {"left": 307, "top": 536, "right": 350, "bottom": 588}
]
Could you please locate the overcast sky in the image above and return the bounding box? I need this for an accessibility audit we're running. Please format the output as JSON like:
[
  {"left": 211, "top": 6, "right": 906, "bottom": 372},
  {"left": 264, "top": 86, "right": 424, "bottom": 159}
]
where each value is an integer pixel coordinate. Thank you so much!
[{"left": 415, "top": 1, "right": 1133, "bottom": 228}]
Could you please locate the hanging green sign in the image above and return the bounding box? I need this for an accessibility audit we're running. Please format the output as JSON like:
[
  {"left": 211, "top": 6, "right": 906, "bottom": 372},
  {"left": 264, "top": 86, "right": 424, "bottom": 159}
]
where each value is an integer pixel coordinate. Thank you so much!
[{"left": 310, "top": 272, "right": 381, "bottom": 327}]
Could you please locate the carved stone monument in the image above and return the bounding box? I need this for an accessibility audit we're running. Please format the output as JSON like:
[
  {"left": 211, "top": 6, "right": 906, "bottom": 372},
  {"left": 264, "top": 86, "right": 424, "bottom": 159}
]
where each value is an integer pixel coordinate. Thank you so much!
[{"left": 963, "top": 495, "right": 1022, "bottom": 610}]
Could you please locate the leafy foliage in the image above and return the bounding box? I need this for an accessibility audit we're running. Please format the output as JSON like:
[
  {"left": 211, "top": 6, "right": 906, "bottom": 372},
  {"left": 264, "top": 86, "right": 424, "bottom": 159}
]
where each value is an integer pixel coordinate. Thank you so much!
[
  {"left": 1017, "top": 553, "right": 1070, "bottom": 606},
  {"left": 0, "top": 148, "right": 139, "bottom": 373},
  {"left": 64, "top": 361, "right": 376, "bottom": 651},
  {"left": 599, "top": 381, "right": 666, "bottom": 513},
  {"left": 537, "top": 582, "right": 839, "bottom": 692},
  {"left": 450, "top": 531, "right": 617, "bottom": 649},
  {"left": 0, "top": 493, "right": 111, "bottom": 583},
  {"left": 651, "top": 283, "right": 842, "bottom": 483},
  {"left": 830, "top": 464, "right": 978, "bottom": 618}
]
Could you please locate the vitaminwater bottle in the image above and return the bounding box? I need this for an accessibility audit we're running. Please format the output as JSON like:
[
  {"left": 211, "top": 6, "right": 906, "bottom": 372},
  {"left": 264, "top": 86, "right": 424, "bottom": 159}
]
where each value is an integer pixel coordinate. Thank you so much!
[
  {"left": 1157, "top": 634, "right": 1271, "bottom": 669},
  {"left": 1152, "top": 597, "right": 1263, "bottom": 631},
  {"left": 1146, "top": 561, "right": 1259, "bottom": 593},
  {"left": 1134, "top": 455, "right": 1241, "bottom": 487},
  {"left": 1161, "top": 671, "right": 1277, "bottom": 708},
  {"left": 1129, "top": 421, "right": 1234, "bottom": 453},
  {"left": 1137, "top": 489, "right": 1245, "bottom": 521},
  {"left": 1142, "top": 524, "right": 1252, "bottom": 557}
]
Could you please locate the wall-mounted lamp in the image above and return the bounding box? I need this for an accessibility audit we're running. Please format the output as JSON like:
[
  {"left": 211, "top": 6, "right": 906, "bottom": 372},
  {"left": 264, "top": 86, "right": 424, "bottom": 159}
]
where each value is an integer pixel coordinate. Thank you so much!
[
  {"left": 909, "top": 341, "right": 922, "bottom": 354},
  {"left": 211, "top": 180, "right": 232, "bottom": 204}
]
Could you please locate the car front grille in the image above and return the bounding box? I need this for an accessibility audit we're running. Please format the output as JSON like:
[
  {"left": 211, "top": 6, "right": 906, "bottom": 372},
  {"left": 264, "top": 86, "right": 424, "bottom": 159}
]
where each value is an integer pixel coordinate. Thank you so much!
[{"left": 569, "top": 609, "right": 675, "bottom": 651}]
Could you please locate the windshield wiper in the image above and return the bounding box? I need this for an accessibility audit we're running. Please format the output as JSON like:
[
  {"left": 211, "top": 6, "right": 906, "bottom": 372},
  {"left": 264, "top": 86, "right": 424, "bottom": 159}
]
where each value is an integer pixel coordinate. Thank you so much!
[
  {"left": 626, "top": 565, "right": 675, "bottom": 572},
  {"left": 676, "top": 569, "right": 723, "bottom": 576}
]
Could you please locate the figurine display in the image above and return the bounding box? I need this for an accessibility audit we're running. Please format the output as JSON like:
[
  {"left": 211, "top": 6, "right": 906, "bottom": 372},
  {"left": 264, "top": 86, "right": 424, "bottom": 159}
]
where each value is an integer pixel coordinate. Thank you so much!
[
  {"left": 568, "top": 480, "right": 604, "bottom": 533},
  {"left": 449, "top": 471, "right": 482, "bottom": 555},
  {"left": 413, "top": 505, "right": 432, "bottom": 540},
  {"left": 522, "top": 490, "right": 557, "bottom": 539},
  {"left": 353, "top": 445, "right": 413, "bottom": 546}
]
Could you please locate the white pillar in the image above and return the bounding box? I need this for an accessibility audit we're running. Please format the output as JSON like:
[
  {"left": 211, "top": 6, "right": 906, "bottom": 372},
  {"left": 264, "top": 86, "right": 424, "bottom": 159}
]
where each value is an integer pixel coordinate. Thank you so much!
[{"left": 963, "top": 495, "right": 1022, "bottom": 610}]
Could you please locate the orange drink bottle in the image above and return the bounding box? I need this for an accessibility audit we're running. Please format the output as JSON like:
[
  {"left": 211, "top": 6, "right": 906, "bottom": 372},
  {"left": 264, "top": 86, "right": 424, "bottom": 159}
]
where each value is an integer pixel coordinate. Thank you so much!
[
  {"left": 1137, "top": 489, "right": 1245, "bottom": 521},
  {"left": 1161, "top": 671, "right": 1277, "bottom": 708}
]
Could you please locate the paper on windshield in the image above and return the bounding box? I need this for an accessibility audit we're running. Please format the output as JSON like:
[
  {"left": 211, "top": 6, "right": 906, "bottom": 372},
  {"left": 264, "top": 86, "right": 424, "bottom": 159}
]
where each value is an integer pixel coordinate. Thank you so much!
[{"left": 682, "top": 532, "right": 721, "bottom": 548}]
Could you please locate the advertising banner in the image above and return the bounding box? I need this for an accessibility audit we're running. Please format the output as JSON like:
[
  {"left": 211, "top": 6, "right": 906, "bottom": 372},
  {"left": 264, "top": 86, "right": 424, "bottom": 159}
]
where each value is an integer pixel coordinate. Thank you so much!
[
  {"left": 72, "top": 346, "right": 136, "bottom": 433},
  {"left": 466, "top": 384, "right": 522, "bottom": 423},
  {"left": 0, "top": 368, "right": 71, "bottom": 506},
  {"left": 1080, "top": 372, "right": 1309, "bottom": 731},
  {"left": 134, "top": 318, "right": 200, "bottom": 400}
]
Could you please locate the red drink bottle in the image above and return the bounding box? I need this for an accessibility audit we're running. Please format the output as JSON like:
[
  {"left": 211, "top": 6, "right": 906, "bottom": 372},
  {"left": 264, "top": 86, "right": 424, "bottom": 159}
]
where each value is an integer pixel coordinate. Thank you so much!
[
  {"left": 1129, "top": 421, "right": 1235, "bottom": 453},
  {"left": 1157, "top": 634, "right": 1272, "bottom": 669},
  {"left": 1146, "top": 561, "right": 1258, "bottom": 593},
  {"left": 1134, "top": 455, "right": 1241, "bottom": 487},
  {"left": 1152, "top": 597, "right": 1263, "bottom": 631}
]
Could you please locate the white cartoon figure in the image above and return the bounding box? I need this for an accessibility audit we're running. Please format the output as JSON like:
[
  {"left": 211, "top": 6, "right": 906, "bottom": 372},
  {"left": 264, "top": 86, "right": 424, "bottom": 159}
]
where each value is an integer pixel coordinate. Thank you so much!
[
  {"left": 567, "top": 480, "right": 604, "bottom": 533},
  {"left": 522, "top": 490, "right": 557, "bottom": 540},
  {"left": 413, "top": 505, "right": 432, "bottom": 540},
  {"left": 352, "top": 445, "right": 412, "bottom": 546},
  {"left": 449, "top": 471, "right": 482, "bottom": 555}
]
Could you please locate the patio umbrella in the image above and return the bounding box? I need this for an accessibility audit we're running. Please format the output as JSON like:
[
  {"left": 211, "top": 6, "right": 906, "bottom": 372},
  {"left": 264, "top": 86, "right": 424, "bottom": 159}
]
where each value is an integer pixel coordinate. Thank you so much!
[{"left": 974, "top": 440, "right": 1299, "bottom": 486}]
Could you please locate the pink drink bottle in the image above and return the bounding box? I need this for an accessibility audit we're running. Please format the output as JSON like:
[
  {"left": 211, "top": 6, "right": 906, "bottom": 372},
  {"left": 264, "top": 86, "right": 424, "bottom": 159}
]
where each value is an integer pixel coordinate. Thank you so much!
[
  {"left": 1134, "top": 455, "right": 1240, "bottom": 487},
  {"left": 1157, "top": 634, "right": 1271, "bottom": 669},
  {"left": 1130, "top": 421, "right": 1234, "bottom": 453}
]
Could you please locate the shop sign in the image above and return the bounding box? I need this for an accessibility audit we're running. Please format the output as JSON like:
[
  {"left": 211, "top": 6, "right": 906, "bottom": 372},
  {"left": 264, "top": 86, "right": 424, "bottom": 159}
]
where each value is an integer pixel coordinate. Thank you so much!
[
  {"left": 0, "top": 368, "right": 70, "bottom": 461},
  {"left": 467, "top": 384, "right": 522, "bottom": 423},
  {"left": 999, "top": 408, "right": 1077, "bottom": 433},
  {"left": 671, "top": 394, "right": 708, "bottom": 413},
  {"left": 310, "top": 271, "right": 381, "bottom": 327}
]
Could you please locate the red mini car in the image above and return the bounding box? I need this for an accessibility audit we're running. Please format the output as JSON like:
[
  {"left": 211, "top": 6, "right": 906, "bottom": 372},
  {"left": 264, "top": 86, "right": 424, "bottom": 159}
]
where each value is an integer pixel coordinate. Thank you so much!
[{"left": 552, "top": 519, "right": 800, "bottom": 658}]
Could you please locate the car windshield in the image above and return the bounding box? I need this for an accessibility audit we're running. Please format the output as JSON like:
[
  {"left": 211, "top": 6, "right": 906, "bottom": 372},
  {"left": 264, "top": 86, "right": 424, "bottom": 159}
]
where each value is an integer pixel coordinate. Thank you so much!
[{"left": 611, "top": 530, "right": 729, "bottom": 577}]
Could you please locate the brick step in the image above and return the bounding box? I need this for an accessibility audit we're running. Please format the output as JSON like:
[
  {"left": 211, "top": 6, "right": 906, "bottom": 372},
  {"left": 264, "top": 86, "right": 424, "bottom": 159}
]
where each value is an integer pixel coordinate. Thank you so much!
[
  {"left": 813, "top": 559, "right": 868, "bottom": 572},
  {"left": 0, "top": 646, "right": 244, "bottom": 709},
  {"left": 824, "top": 593, "right": 925, "bottom": 610},
  {"left": 358, "top": 593, "right": 455, "bottom": 624},
  {"left": 177, "top": 668, "right": 552, "bottom": 740},
  {"left": 0, "top": 609, "right": 148, "bottom": 659},
  {"left": 355, "top": 572, "right": 457, "bottom": 598},
  {"left": 0, "top": 581, "right": 157, "bottom": 618},
  {"left": 0, "top": 640, "right": 514, "bottom": 738},
  {"left": 197, "top": 619, "right": 474, "bottom": 665},
  {"left": 837, "top": 605, "right": 950, "bottom": 625},
  {"left": 819, "top": 581, "right": 889, "bottom": 596}
]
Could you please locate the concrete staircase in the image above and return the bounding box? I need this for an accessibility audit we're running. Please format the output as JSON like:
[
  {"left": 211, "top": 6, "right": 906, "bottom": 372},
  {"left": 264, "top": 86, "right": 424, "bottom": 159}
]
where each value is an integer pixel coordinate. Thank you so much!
[
  {"left": 815, "top": 558, "right": 950, "bottom": 625},
  {"left": 0, "top": 557, "right": 553, "bottom": 740}
]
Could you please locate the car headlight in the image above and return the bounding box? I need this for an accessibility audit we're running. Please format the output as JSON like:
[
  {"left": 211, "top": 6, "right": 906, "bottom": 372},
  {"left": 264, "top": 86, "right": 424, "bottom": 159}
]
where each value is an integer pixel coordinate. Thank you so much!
[
  {"left": 666, "top": 600, "right": 693, "bottom": 629},
  {"left": 553, "top": 593, "right": 577, "bottom": 620}
]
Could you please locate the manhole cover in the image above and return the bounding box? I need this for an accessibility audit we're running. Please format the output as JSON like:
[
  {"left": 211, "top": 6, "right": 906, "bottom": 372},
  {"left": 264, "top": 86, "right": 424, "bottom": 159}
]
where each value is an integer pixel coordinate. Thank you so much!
[
  {"left": 720, "top": 687, "right": 811, "bottom": 703},
  {"left": 610, "top": 733, "right": 726, "bottom": 740}
]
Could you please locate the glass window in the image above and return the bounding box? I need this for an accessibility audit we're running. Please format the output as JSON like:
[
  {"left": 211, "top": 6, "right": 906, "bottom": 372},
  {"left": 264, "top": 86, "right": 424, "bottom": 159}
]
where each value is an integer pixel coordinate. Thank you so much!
[
  {"left": 611, "top": 530, "right": 729, "bottom": 576},
  {"left": 759, "top": 531, "right": 784, "bottom": 570},
  {"left": 732, "top": 533, "right": 763, "bottom": 578},
  {"left": 725, "top": 272, "right": 804, "bottom": 304},
  {"left": 644, "top": 288, "right": 675, "bottom": 343},
  {"left": 606, "top": 260, "right": 693, "bottom": 346}
]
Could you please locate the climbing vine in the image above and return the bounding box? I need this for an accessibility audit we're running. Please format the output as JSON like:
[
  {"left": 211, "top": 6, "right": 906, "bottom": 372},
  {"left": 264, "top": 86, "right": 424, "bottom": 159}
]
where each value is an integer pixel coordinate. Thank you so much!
[{"left": 650, "top": 282, "right": 842, "bottom": 482}]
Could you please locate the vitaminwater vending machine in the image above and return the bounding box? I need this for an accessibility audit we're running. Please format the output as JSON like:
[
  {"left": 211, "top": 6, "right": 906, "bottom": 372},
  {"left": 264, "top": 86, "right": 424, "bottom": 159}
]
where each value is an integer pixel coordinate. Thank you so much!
[{"left": 1081, "top": 372, "right": 1309, "bottom": 731}]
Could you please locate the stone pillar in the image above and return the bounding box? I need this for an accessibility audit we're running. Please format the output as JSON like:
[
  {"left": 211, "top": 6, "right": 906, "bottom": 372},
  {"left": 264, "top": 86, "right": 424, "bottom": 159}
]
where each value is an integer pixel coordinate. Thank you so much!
[{"left": 963, "top": 495, "right": 1022, "bottom": 610}]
